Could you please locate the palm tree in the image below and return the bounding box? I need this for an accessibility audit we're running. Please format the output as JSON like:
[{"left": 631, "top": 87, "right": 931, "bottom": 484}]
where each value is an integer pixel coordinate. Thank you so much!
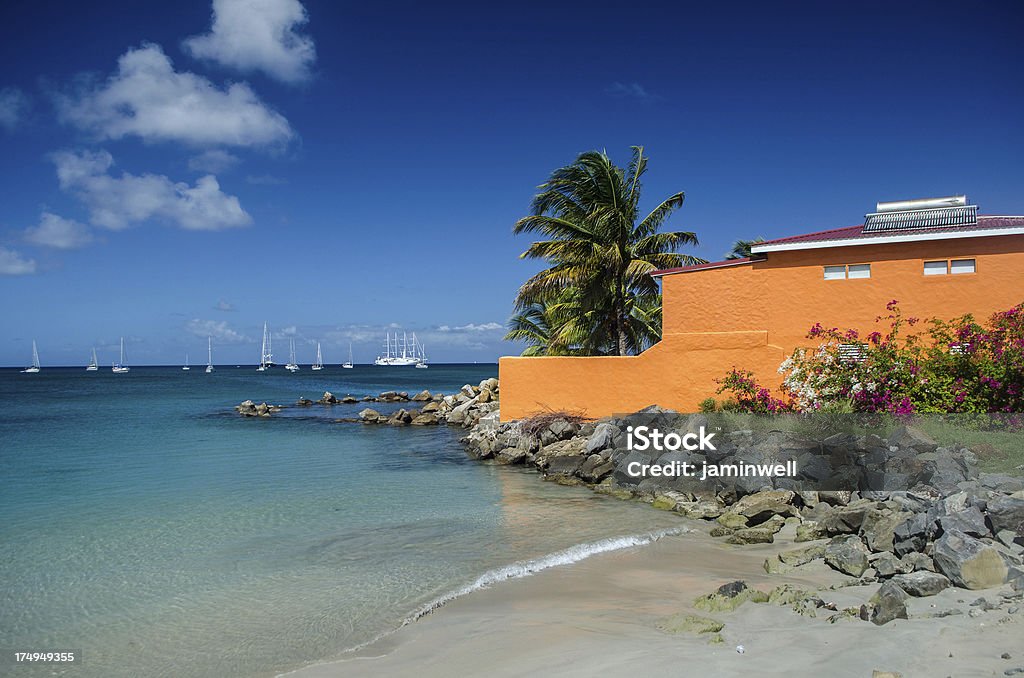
[
  {"left": 505, "top": 295, "right": 583, "bottom": 356},
  {"left": 724, "top": 238, "right": 765, "bottom": 260},
  {"left": 513, "top": 146, "right": 704, "bottom": 356},
  {"left": 505, "top": 289, "right": 665, "bottom": 356}
]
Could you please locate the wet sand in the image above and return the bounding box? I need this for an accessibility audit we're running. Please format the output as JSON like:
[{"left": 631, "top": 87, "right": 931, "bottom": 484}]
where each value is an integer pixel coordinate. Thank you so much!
[{"left": 283, "top": 524, "right": 1023, "bottom": 678}]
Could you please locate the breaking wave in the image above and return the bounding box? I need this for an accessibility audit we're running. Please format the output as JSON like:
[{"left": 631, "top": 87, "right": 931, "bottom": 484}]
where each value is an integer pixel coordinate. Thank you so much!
[{"left": 404, "top": 525, "right": 690, "bottom": 624}]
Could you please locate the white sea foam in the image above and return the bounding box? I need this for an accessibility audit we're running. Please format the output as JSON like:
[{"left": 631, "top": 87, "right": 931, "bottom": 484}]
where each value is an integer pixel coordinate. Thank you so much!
[
  {"left": 403, "top": 525, "right": 690, "bottom": 624},
  {"left": 279, "top": 525, "right": 690, "bottom": 676}
]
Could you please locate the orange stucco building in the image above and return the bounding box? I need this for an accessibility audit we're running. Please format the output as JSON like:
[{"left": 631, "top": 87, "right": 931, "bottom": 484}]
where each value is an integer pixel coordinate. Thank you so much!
[{"left": 498, "top": 197, "right": 1024, "bottom": 420}]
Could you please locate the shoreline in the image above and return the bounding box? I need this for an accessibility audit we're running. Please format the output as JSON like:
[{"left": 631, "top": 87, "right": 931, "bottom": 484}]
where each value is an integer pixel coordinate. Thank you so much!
[
  {"left": 282, "top": 522, "right": 1022, "bottom": 678},
  {"left": 234, "top": 379, "right": 1024, "bottom": 677}
]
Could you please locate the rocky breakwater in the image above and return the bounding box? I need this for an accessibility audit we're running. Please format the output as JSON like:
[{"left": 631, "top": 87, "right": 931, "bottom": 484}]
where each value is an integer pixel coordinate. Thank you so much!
[
  {"left": 235, "top": 400, "right": 283, "bottom": 417},
  {"left": 235, "top": 379, "right": 501, "bottom": 429},
  {"left": 463, "top": 407, "right": 1024, "bottom": 626},
  {"left": 355, "top": 378, "right": 500, "bottom": 428}
]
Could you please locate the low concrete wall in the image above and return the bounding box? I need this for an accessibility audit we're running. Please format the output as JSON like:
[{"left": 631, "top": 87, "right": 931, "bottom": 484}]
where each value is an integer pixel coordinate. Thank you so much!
[{"left": 498, "top": 330, "right": 786, "bottom": 420}]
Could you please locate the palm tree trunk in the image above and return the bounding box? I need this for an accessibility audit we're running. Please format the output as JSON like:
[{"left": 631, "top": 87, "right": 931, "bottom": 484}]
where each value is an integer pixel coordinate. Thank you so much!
[{"left": 613, "top": 272, "right": 628, "bottom": 356}]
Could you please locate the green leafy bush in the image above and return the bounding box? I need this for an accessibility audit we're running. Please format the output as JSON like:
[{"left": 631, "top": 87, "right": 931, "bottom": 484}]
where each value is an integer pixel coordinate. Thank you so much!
[{"left": 716, "top": 301, "right": 1024, "bottom": 415}]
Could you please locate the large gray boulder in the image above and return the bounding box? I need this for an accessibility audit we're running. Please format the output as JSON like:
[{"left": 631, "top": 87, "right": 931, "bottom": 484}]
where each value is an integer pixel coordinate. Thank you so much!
[
  {"left": 891, "top": 572, "right": 951, "bottom": 597},
  {"left": 820, "top": 499, "right": 878, "bottom": 535},
  {"left": 358, "top": 408, "right": 381, "bottom": 422},
  {"left": 548, "top": 418, "right": 579, "bottom": 441},
  {"left": 578, "top": 454, "right": 615, "bottom": 483},
  {"left": 932, "top": 530, "right": 1008, "bottom": 590},
  {"left": 726, "top": 527, "right": 775, "bottom": 545},
  {"left": 585, "top": 422, "right": 619, "bottom": 455},
  {"left": 447, "top": 395, "right": 480, "bottom": 424},
  {"left": 938, "top": 505, "right": 989, "bottom": 538},
  {"left": 546, "top": 455, "right": 586, "bottom": 477},
  {"left": 824, "top": 535, "right": 870, "bottom": 577},
  {"left": 893, "top": 513, "right": 935, "bottom": 556},
  {"left": 871, "top": 552, "right": 912, "bottom": 578},
  {"left": 979, "top": 474, "right": 1024, "bottom": 493},
  {"left": 866, "top": 581, "right": 909, "bottom": 625},
  {"left": 888, "top": 426, "right": 938, "bottom": 453},
  {"left": 986, "top": 497, "right": 1024, "bottom": 535},
  {"left": 730, "top": 489, "right": 799, "bottom": 525},
  {"left": 860, "top": 508, "right": 913, "bottom": 553}
]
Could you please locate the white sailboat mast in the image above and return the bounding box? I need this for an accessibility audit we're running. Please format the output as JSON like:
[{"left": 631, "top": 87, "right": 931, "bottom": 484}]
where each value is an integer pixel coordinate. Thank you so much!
[{"left": 260, "top": 324, "right": 265, "bottom": 366}]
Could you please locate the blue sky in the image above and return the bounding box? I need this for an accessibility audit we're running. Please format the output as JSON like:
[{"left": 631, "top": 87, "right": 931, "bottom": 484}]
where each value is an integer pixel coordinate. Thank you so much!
[{"left": 1, "top": 0, "right": 1022, "bottom": 366}]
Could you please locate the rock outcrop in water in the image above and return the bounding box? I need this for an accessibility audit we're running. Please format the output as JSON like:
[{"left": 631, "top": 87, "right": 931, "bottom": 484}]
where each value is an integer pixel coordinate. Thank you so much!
[
  {"left": 235, "top": 400, "right": 282, "bottom": 417},
  {"left": 235, "top": 378, "right": 500, "bottom": 429}
]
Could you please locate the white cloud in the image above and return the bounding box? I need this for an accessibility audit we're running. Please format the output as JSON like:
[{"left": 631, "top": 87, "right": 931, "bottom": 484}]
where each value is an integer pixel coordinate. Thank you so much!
[
  {"left": 214, "top": 299, "right": 235, "bottom": 311},
  {"left": 189, "top": 149, "right": 240, "bottom": 173},
  {"left": 184, "top": 0, "right": 316, "bottom": 84},
  {"left": 0, "top": 87, "right": 29, "bottom": 131},
  {"left": 56, "top": 43, "right": 294, "bottom": 148},
  {"left": 53, "top": 149, "right": 252, "bottom": 231},
  {"left": 185, "top": 318, "right": 250, "bottom": 343},
  {"left": 24, "top": 212, "right": 93, "bottom": 249},
  {"left": 438, "top": 322, "right": 503, "bottom": 332},
  {"left": 0, "top": 247, "right": 37, "bottom": 275}
]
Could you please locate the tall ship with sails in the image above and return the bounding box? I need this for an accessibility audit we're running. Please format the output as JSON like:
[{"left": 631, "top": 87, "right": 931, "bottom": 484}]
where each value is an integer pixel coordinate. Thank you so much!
[{"left": 374, "top": 332, "right": 424, "bottom": 366}]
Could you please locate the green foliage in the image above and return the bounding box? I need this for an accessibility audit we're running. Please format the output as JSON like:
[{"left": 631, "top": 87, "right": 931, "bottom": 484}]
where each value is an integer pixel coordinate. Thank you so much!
[
  {"left": 716, "top": 368, "right": 793, "bottom": 414},
  {"left": 698, "top": 397, "right": 718, "bottom": 413},
  {"left": 510, "top": 146, "right": 705, "bottom": 356},
  {"left": 724, "top": 237, "right": 765, "bottom": 260},
  {"left": 717, "top": 301, "right": 1024, "bottom": 416}
]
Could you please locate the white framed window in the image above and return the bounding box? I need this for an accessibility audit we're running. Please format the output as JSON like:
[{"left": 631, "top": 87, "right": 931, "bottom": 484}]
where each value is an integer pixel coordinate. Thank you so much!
[
  {"left": 950, "top": 258, "right": 976, "bottom": 274},
  {"left": 823, "top": 265, "right": 846, "bottom": 280},
  {"left": 847, "top": 264, "right": 871, "bottom": 279},
  {"left": 824, "top": 264, "right": 871, "bottom": 280},
  {"left": 923, "top": 260, "right": 948, "bottom": 276}
]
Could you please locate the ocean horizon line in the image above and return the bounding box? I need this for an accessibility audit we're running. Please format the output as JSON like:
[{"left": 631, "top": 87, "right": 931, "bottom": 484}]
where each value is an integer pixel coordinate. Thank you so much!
[{"left": 1, "top": 361, "right": 500, "bottom": 370}]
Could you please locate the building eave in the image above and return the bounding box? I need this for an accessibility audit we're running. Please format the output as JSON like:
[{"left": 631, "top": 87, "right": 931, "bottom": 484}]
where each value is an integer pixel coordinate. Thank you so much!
[
  {"left": 650, "top": 258, "right": 760, "bottom": 278},
  {"left": 750, "top": 225, "right": 1024, "bottom": 254}
]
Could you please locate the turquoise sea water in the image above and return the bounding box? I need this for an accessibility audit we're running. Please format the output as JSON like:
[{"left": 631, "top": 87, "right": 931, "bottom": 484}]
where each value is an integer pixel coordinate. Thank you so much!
[{"left": 0, "top": 365, "right": 682, "bottom": 677}]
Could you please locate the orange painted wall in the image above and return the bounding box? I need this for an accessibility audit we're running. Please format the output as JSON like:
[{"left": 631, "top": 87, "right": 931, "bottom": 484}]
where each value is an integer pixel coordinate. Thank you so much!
[{"left": 499, "top": 234, "right": 1024, "bottom": 421}]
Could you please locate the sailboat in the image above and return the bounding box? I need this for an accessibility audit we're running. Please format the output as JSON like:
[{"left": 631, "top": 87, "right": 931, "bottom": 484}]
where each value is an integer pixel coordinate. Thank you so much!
[
  {"left": 257, "top": 322, "right": 273, "bottom": 371},
  {"left": 205, "top": 337, "right": 214, "bottom": 373},
  {"left": 182, "top": 353, "right": 190, "bottom": 371},
  {"left": 112, "top": 337, "right": 130, "bottom": 373},
  {"left": 311, "top": 342, "right": 324, "bottom": 370},
  {"left": 86, "top": 348, "right": 99, "bottom": 371},
  {"left": 285, "top": 339, "right": 299, "bottom": 372},
  {"left": 374, "top": 331, "right": 422, "bottom": 366},
  {"left": 21, "top": 340, "right": 40, "bottom": 373},
  {"left": 415, "top": 343, "right": 429, "bottom": 368},
  {"left": 342, "top": 342, "right": 354, "bottom": 369}
]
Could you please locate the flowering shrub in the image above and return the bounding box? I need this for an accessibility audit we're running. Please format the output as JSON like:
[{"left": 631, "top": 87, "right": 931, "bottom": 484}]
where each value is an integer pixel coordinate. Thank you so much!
[
  {"left": 715, "top": 301, "right": 1024, "bottom": 415},
  {"left": 716, "top": 369, "right": 793, "bottom": 414}
]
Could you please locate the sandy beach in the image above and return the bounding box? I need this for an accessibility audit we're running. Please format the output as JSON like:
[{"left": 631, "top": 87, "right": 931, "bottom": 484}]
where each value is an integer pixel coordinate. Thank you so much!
[{"left": 285, "top": 521, "right": 1022, "bottom": 678}]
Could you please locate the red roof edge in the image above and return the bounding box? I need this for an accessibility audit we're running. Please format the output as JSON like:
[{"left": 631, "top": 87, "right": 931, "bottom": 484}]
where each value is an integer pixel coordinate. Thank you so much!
[
  {"left": 755, "top": 224, "right": 865, "bottom": 247},
  {"left": 651, "top": 257, "right": 761, "bottom": 278}
]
